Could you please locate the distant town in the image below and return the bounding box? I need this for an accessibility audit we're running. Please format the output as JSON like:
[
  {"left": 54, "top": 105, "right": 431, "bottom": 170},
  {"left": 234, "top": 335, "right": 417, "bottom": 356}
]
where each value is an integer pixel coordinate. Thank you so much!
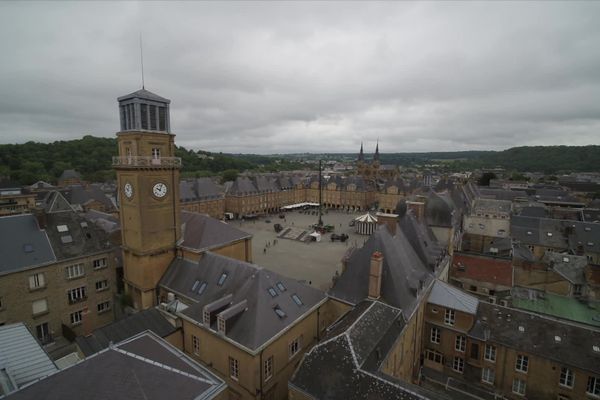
[{"left": 0, "top": 88, "right": 599, "bottom": 400}]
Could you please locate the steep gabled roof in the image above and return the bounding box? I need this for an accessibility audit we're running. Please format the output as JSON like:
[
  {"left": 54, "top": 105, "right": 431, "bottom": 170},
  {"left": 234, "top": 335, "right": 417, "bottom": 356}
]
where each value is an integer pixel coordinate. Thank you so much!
[
  {"left": 227, "top": 177, "right": 257, "bottom": 195},
  {"left": 159, "top": 252, "right": 326, "bottom": 352},
  {"left": 329, "top": 224, "right": 434, "bottom": 319},
  {"left": 428, "top": 280, "right": 479, "bottom": 315},
  {"left": 117, "top": 88, "right": 170, "bottom": 103},
  {"left": 179, "top": 211, "right": 251, "bottom": 252}
]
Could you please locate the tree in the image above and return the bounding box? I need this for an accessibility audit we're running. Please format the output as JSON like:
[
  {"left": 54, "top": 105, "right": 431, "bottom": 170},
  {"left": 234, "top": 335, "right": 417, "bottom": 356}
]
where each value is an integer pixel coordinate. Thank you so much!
[
  {"left": 221, "top": 169, "right": 239, "bottom": 183},
  {"left": 478, "top": 172, "right": 497, "bottom": 186}
]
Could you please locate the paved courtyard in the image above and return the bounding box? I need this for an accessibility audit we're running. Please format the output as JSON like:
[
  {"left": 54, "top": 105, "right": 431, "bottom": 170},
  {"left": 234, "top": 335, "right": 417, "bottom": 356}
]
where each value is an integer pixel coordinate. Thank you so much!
[{"left": 233, "top": 209, "right": 370, "bottom": 291}]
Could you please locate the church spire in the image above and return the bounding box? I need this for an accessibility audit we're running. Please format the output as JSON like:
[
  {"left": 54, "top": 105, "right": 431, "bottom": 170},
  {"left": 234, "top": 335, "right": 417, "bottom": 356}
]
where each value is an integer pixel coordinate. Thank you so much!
[
  {"left": 374, "top": 139, "right": 380, "bottom": 161},
  {"left": 358, "top": 142, "right": 364, "bottom": 161}
]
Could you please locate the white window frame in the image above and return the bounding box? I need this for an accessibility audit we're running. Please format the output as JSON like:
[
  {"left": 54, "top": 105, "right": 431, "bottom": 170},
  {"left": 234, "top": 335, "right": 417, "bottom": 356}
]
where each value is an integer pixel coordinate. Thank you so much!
[
  {"left": 289, "top": 336, "right": 301, "bottom": 359},
  {"left": 229, "top": 356, "right": 239, "bottom": 381},
  {"left": 192, "top": 335, "right": 200, "bottom": 355},
  {"left": 29, "top": 273, "right": 46, "bottom": 290},
  {"left": 452, "top": 356, "right": 464, "bottom": 373},
  {"left": 430, "top": 327, "right": 441, "bottom": 344},
  {"left": 512, "top": 378, "right": 526, "bottom": 396},
  {"left": 587, "top": 376, "right": 600, "bottom": 397},
  {"left": 68, "top": 286, "right": 86, "bottom": 304},
  {"left": 484, "top": 344, "right": 496, "bottom": 363},
  {"left": 95, "top": 280, "right": 109, "bottom": 291},
  {"left": 516, "top": 354, "right": 529, "bottom": 373},
  {"left": 445, "top": 309, "right": 455, "bottom": 326},
  {"left": 455, "top": 335, "right": 466, "bottom": 352},
  {"left": 70, "top": 310, "right": 83, "bottom": 325},
  {"left": 264, "top": 356, "right": 273, "bottom": 382},
  {"left": 66, "top": 263, "right": 85, "bottom": 279},
  {"left": 93, "top": 258, "right": 107, "bottom": 269},
  {"left": 425, "top": 349, "right": 443, "bottom": 364},
  {"left": 97, "top": 301, "right": 110, "bottom": 313},
  {"left": 481, "top": 367, "right": 495, "bottom": 385},
  {"left": 559, "top": 367, "right": 574, "bottom": 388}
]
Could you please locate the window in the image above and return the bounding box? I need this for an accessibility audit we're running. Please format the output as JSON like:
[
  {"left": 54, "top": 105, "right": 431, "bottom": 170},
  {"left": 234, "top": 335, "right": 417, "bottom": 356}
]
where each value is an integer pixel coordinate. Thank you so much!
[
  {"left": 452, "top": 356, "right": 464, "bottom": 373},
  {"left": 93, "top": 258, "right": 107, "bottom": 269},
  {"left": 516, "top": 354, "right": 528, "bottom": 373},
  {"left": 445, "top": 309, "right": 455, "bottom": 326},
  {"left": 289, "top": 336, "right": 301, "bottom": 358},
  {"left": 95, "top": 280, "right": 109, "bottom": 291},
  {"left": 455, "top": 335, "right": 466, "bottom": 352},
  {"left": 217, "top": 273, "right": 228, "bottom": 286},
  {"left": 430, "top": 327, "right": 441, "bottom": 344},
  {"left": 141, "top": 104, "right": 148, "bottom": 129},
  {"left": 573, "top": 284, "right": 582, "bottom": 296},
  {"left": 68, "top": 286, "right": 86, "bottom": 304},
  {"left": 158, "top": 107, "right": 166, "bottom": 131},
  {"left": 264, "top": 356, "right": 273, "bottom": 381},
  {"left": 66, "top": 263, "right": 84, "bottom": 279},
  {"left": 197, "top": 282, "right": 207, "bottom": 295},
  {"left": 97, "top": 301, "right": 110, "bottom": 313},
  {"left": 481, "top": 367, "right": 495, "bottom": 384},
  {"left": 32, "top": 299, "right": 48, "bottom": 315},
  {"left": 587, "top": 376, "right": 600, "bottom": 396},
  {"left": 276, "top": 282, "right": 286, "bottom": 292},
  {"left": 36, "top": 322, "right": 51, "bottom": 344},
  {"left": 70, "top": 310, "right": 83, "bottom": 325},
  {"left": 560, "top": 367, "right": 574, "bottom": 388},
  {"left": 512, "top": 378, "right": 526, "bottom": 396},
  {"left": 291, "top": 294, "right": 303, "bottom": 306},
  {"left": 267, "top": 287, "right": 277, "bottom": 297},
  {"left": 29, "top": 273, "right": 46, "bottom": 290},
  {"left": 484, "top": 344, "right": 496, "bottom": 362},
  {"left": 151, "top": 147, "right": 160, "bottom": 159},
  {"left": 229, "top": 357, "right": 239, "bottom": 380},
  {"left": 192, "top": 335, "right": 200, "bottom": 355},
  {"left": 149, "top": 105, "right": 157, "bottom": 130},
  {"left": 425, "top": 349, "right": 443, "bottom": 364}
]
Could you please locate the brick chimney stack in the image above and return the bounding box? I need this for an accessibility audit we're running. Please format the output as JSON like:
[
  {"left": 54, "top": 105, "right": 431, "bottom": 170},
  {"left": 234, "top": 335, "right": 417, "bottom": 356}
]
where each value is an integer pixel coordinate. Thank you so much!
[
  {"left": 376, "top": 212, "right": 398, "bottom": 236},
  {"left": 33, "top": 207, "right": 47, "bottom": 230},
  {"left": 368, "top": 251, "right": 384, "bottom": 299}
]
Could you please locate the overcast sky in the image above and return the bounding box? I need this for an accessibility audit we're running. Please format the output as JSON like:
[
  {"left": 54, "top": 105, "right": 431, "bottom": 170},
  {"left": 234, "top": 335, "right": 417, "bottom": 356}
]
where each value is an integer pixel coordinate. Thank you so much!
[{"left": 1, "top": 2, "right": 599, "bottom": 154}]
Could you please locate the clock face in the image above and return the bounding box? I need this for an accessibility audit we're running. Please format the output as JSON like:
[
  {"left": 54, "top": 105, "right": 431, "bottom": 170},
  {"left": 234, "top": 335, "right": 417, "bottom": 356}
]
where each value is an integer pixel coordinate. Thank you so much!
[
  {"left": 152, "top": 182, "right": 168, "bottom": 198},
  {"left": 124, "top": 182, "right": 133, "bottom": 199}
]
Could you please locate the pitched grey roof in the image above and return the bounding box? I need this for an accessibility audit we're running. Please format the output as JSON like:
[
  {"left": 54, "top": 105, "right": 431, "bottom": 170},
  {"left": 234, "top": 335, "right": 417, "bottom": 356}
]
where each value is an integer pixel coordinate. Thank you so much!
[
  {"left": 44, "top": 211, "right": 113, "bottom": 261},
  {"left": 0, "top": 323, "right": 57, "bottom": 392},
  {"left": 41, "top": 191, "right": 75, "bottom": 213},
  {"left": 425, "top": 191, "right": 454, "bottom": 228},
  {"left": 75, "top": 308, "right": 178, "bottom": 356},
  {"left": 470, "top": 302, "right": 600, "bottom": 375},
  {"left": 428, "top": 280, "right": 479, "bottom": 315},
  {"left": 6, "top": 332, "right": 225, "bottom": 400},
  {"left": 58, "top": 169, "right": 81, "bottom": 181},
  {"left": 117, "top": 88, "right": 171, "bottom": 104},
  {"left": 179, "top": 211, "right": 251, "bottom": 252},
  {"left": 398, "top": 211, "right": 445, "bottom": 270},
  {"left": 511, "top": 215, "right": 568, "bottom": 249},
  {"left": 329, "top": 224, "right": 434, "bottom": 319},
  {"left": 568, "top": 221, "right": 600, "bottom": 254},
  {"left": 159, "top": 252, "right": 327, "bottom": 351},
  {"left": 544, "top": 253, "right": 587, "bottom": 284},
  {"left": 83, "top": 210, "right": 120, "bottom": 234},
  {"left": 0, "top": 214, "right": 56, "bottom": 275},
  {"left": 227, "top": 177, "right": 257, "bottom": 195},
  {"left": 179, "top": 178, "right": 223, "bottom": 202},
  {"left": 64, "top": 184, "right": 114, "bottom": 210},
  {"left": 290, "top": 300, "right": 448, "bottom": 400}
]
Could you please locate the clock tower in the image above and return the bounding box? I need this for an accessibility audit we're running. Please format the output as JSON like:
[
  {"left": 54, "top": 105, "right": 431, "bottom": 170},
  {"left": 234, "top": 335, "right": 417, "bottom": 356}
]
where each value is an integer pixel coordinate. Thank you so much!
[{"left": 113, "top": 88, "right": 181, "bottom": 310}]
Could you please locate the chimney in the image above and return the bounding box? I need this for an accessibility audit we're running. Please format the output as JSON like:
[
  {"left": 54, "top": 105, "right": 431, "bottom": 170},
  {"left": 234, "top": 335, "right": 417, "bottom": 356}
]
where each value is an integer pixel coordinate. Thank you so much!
[
  {"left": 406, "top": 201, "right": 425, "bottom": 222},
  {"left": 33, "top": 207, "right": 47, "bottom": 229},
  {"left": 376, "top": 212, "right": 398, "bottom": 236},
  {"left": 217, "top": 300, "right": 248, "bottom": 335},
  {"left": 368, "top": 251, "right": 384, "bottom": 299}
]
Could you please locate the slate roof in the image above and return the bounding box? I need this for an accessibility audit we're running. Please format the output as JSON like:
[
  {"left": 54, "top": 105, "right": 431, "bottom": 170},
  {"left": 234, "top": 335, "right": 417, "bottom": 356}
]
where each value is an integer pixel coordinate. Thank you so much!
[
  {"left": 0, "top": 214, "right": 56, "bottom": 275},
  {"left": 160, "top": 252, "right": 327, "bottom": 352},
  {"left": 425, "top": 191, "right": 454, "bottom": 228},
  {"left": 117, "top": 88, "right": 171, "bottom": 103},
  {"left": 179, "top": 211, "right": 251, "bottom": 252},
  {"left": 398, "top": 211, "right": 445, "bottom": 270},
  {"left": 83, "top": 210, "right": 120, "bottom": 234},
  {"left": 44, "top": 211, "right": 113, "bottom": 261},
  {"left": 227, "top": 177, "right": 258, "bottom": 195},
  {"left": 41, "top": 191, "right": 75, "bottom": 213},
  {"left": 64, "top": 184, "right": 114, "bottom": 210},
  {"left": 290, "top": 300, "right": 448, "bottom": 400},
  {"left": 543, "top": 253, "right": 587, "bottom": 284},
  {"left": 329, "top": 224, "right": 435, "bottom": 319},
  {"left": 6, "top": 332, "right": 225, "bottom": 400},
  {"left": 75, "top": 308, "right": 178, "bottom": 356},
  {"left": 0, "top": 323, "right": 57, "bottom": 394},
  {"left": 511, "top": 215, "right": 568, "bottom": 249},
  {"left": 568, "top": 221, "right": 600, "bottom": 254},
  {"left": 179, "top": 178, "right": 223, "bottom": 202},
  {"left": 470, "top": 302, "right": 600, "bottom": 374},
  {"left": 428, "top": 280, "right": 479, "bottom": 315}
]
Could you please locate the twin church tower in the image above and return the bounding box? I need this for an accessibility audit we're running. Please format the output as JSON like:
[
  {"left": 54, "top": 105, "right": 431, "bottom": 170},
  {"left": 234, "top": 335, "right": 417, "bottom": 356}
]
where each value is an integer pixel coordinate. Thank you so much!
[{"left": 113, "top": 88, "right": 181, "bottom": 309}]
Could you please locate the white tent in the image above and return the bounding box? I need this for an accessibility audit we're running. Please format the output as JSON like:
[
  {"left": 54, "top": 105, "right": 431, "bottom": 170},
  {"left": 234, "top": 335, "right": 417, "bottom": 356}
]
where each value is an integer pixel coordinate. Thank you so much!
[
  {"left": 309, "top": 231, "right": 322, "bottom": 242},
  {"left": 355, "top": 213, "right": 378, "bottom": 235}
]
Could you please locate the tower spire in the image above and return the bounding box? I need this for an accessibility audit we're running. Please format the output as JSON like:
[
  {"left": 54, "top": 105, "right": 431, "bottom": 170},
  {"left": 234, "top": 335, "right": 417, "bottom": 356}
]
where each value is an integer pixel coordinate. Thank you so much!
[
  {"left": 139, "top": 33, "right": 145, "bottom": 89},
  {"left": 374, "top": 139, "right": 380, "bottom": 161},
  {"left": 358, "top": 142, "right": 364, "bottom": 161}
]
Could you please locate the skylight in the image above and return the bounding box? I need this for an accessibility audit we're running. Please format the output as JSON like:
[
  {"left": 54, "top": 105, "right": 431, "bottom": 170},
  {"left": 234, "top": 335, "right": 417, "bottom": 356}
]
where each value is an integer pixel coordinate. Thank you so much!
[
  {"left": 563, "top": 257, "right": 569, "bottom": 263},
  {"left": 593, "top": 345, "right": 600, "bottom": 353},
  {"left": 23, "top": 244, "right": 33, "bottom": 253},
  {"left": 554, "top": 335, "right": 562, "bottom": 343},
  {"left": 547, "top": 232, "right": 553, "bottom": 237},
  {"left": 198, "top": 282, "right": 207, "bottom": 295},
  {"left": 291, "top": 294, "right": 303, "bottom": 306},
  {"left": 276, "top": 282, "right": 286, "bottom": 292},
  {"left": 192, "top": 280, "right": 200, "bottom": 291},
  {"left": 80, "top": 221, "right": 88, "bottom": 228},
  {"left": 57, "top": 224, "right": 69, "bottom": 233},
  {"left": 518, "top": 326, "right": 525, "bottom": 332},
  {"left": 217, "top": 273, "right": 228, "bottom": 286},
  {"left": 274, "top": 306, "right": 286, "bottom": 319},
  {"left": 60, "top": 235, "right": 73, "bottom": 244},
  {"left": 268, "top": 287, "right": 277, "bottom": 297}
]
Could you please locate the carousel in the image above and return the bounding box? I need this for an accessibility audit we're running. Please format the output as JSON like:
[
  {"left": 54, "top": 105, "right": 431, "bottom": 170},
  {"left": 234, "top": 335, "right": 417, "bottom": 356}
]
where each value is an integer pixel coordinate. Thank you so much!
[{"left": 354, "top": 212, "right": 378, "bottom": 235}]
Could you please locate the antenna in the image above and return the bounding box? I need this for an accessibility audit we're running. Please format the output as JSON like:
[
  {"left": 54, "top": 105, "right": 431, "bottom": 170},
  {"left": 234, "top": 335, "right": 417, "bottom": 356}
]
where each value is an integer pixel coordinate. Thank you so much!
[{"left": 139, "top": 33, "right": 145, "bottom": 89}]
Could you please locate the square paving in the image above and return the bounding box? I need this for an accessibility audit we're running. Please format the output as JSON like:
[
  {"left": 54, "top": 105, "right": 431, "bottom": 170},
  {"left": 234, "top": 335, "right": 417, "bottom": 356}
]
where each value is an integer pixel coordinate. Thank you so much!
[{"left": 231, "top": 209, "right": 372, "bottom": 291}]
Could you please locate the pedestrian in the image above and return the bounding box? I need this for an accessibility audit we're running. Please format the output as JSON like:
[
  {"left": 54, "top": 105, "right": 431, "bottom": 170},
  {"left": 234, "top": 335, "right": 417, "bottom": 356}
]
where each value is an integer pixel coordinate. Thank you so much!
[{"left": 263, "top": 248, "right": 266, "bottom": 254}]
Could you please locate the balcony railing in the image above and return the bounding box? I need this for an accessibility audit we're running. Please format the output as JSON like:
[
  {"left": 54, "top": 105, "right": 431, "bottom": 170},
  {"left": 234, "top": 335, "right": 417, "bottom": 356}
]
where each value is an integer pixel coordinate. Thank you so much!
[{"left": 112, "top": 156, "right": 182, "bottom": 168}]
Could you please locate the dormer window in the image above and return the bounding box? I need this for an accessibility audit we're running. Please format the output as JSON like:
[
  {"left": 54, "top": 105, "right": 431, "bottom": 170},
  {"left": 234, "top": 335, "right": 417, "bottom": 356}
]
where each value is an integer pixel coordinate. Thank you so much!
[{"left": 217, "top": 273, "right": 228, "bottom": 286}]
